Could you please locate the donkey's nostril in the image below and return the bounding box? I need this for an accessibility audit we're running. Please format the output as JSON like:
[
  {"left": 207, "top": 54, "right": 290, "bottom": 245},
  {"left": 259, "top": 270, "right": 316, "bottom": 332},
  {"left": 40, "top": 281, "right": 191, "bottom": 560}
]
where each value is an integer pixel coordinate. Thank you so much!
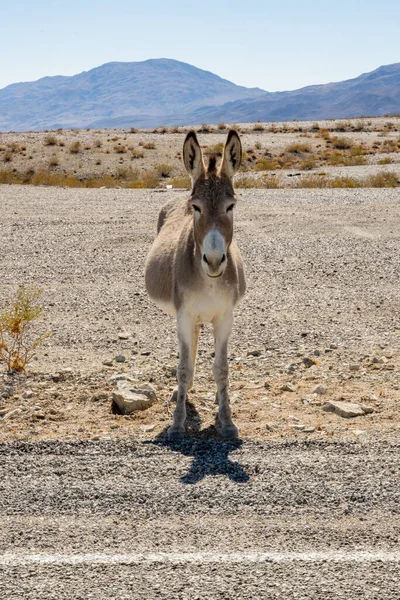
[
  {"left": 203, "top": 254, "right": 209, "bottom": 264},
  {"left": 221, "top": 254, "right": 226, "bottom": 264}
]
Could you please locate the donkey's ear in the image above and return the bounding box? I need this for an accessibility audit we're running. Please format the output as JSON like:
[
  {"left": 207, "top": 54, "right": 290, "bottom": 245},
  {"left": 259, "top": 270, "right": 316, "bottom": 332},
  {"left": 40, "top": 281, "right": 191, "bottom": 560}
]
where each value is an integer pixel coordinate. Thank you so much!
[
  {"left": 183, "top": 130, "right": 205, "bottom": 182},
  {"left": 220, "top": 130, "right": 242, "bottom": 179}
]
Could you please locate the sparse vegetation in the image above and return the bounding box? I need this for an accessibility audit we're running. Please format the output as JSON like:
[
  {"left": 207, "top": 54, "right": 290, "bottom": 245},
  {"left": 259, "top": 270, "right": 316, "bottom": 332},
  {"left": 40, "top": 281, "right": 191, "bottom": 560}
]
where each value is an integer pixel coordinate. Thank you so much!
[{"left": 0, "top": 285, "right": 51, "bottom": 372}]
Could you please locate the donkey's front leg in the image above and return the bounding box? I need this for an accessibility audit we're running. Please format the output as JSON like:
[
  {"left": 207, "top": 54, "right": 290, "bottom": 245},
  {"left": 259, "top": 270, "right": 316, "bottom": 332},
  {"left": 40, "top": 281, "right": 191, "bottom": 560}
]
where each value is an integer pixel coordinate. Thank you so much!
[
  {"left": 168, "top": 313, "right": 196, "bottom": 441},
  {"left": 213, "top": 312, "right": 238, "bottom": 439}
]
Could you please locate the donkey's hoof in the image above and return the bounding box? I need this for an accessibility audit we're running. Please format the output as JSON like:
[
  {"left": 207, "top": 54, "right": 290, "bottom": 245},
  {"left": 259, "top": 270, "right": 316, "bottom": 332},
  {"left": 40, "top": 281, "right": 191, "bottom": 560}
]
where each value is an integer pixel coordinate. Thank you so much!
[
  {"left": 221, "top": 424, "right": 239, "bottom": 439},
  {"left": 168, "top": 426, "right": 185, "bottom": 441}
]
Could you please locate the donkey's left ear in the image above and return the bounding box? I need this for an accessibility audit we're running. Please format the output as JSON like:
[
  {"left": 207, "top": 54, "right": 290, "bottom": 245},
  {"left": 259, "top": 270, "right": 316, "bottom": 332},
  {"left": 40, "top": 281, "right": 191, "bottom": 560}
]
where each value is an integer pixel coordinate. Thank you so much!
[{"left": 220, "top": 130, "right": 242, "bottom": 179}]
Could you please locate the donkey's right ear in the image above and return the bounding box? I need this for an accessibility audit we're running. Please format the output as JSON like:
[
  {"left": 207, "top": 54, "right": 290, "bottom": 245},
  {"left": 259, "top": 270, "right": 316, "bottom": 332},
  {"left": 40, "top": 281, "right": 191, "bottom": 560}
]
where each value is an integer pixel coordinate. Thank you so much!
[{"left": 183, "top": 130, "right": 205, "bottom": 182}]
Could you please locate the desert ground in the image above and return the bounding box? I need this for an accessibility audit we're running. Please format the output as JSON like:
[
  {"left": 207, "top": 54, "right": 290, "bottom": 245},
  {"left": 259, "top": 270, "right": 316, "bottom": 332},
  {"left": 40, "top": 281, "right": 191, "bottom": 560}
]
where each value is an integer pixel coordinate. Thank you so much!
[{"left": 0, "top": 181, "right": 398, "bottom": 443}]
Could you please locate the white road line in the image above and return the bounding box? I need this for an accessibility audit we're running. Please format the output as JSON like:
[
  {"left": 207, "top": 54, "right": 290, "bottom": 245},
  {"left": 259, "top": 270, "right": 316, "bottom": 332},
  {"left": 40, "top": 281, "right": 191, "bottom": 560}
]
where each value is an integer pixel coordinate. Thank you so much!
[{"left": 1, "top": 551, "right": 400, "bottom": 566}]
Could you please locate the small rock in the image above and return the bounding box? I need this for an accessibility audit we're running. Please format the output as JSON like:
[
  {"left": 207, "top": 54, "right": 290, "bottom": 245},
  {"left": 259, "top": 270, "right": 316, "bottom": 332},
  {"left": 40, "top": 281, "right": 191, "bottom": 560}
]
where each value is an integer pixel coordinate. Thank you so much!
[
  {"left": 303, "top": 427, "right": 316, "bottom": 433},
  {"left": 312, "top": 384, "right": 326, "bottom": 395},
  {"left": 23, "top": 390, "right": 35, "bottom": 399},
  {"left": 349, "top": 364, "right": 360, "bottom": 372},
  {"left": 353, "top": 429, "right": 366, "bottom": 437},
  {"left": 291, "top": 424, "right": 305, "bottom": 431},
  {"left": 281, "top": 383, "right": 296, "bottom": 392},
  {"left": 265, "top": 423, "right": 274, "bottom": 432},
  {"left": 115, "top": 355, "right": 126, "bottom": 363},
  {"left": 1, "top": 386, "right": 14, "bottom": 399},
  {"left": 321, "top": 401, "right": 370, "bottom": 418},
  {"left": 112, "top": 382, "right": 157, "bottom": 414},
  {"left": 139, "top": 424, "right": 156, "bottom": 432},
  {"left": 141, "top": 350, "right": 151, "bottom": 356},
  {"left": 330, "top": 343, "right": 338, "bottom": 350},
  {"left": 118, "top": 332, "right": 131, "bottom": 340},
  {"left": 360, "top": 405, "right": 374, "bottom": 414},
  {"left": 1, "top": 407, "right": 23, "bottom": 420},
  {"left": 303, "top": 357, "right": 315, "bottom": 368},
  {"left": 247, "top": 349, "right": 261, "bottom": 357},
  {"left": 103, "top": 360, "right": 113, "bottom": 367},
  {"left": 264, "top": 381, "right": 271, "bottom": 390},
  {"left": 52, "top": 373, "right": 61, "bottom": 383},
  {"left": 313, "top": 349, "right": 321, "bottom": 357}
]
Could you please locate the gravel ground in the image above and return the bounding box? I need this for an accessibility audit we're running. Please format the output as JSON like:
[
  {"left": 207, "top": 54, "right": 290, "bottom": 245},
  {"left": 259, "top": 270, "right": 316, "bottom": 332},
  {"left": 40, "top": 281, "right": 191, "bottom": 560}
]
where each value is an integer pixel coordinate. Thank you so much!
[
  {"left": 0, "top": 439, "right": 399, "bottom": 599},
  {"left": 0, "top": 185, "right": 399, "bottom": 442}
]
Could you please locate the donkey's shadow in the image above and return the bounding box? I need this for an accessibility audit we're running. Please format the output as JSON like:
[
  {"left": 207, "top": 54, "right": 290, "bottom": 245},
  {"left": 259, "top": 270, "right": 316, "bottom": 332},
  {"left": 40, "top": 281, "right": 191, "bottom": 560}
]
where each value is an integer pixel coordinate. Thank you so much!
[{"left": 146, "top": 401, "right": 250, "bottom": 485}]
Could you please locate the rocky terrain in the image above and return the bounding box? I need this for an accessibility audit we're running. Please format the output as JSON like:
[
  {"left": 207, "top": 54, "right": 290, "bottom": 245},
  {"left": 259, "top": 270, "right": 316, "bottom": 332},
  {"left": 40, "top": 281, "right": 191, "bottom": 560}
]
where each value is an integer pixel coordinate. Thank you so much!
[{"left": 0, "top": 184, "right": 399, "bottom": 443}]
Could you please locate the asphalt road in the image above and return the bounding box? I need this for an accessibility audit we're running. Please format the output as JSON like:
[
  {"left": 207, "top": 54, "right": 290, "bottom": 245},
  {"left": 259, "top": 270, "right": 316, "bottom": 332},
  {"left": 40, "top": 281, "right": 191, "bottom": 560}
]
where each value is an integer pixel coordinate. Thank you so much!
[{"left": 1, "top": 438, "right": 399, "bottom": 599}]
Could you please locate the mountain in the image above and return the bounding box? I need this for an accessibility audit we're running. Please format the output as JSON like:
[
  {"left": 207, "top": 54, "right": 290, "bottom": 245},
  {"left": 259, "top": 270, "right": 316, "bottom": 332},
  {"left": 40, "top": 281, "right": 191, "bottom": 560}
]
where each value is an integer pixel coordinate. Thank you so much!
[
  {"left": 0, "top": 59, "right": 265, "bottom": 131},
  {"left": 0, "top": 60, "right": 399, "bottom": 131},
  {"left": 188, "top": 63, "right": 400, "bottom": 124}
]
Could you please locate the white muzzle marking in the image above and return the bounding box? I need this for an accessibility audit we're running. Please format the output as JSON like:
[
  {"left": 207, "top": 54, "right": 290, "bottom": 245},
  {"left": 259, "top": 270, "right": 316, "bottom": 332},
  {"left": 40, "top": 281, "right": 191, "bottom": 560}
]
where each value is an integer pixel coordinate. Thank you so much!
[{"left": 202, "top": 230, "right": 227, "bottom": 277}]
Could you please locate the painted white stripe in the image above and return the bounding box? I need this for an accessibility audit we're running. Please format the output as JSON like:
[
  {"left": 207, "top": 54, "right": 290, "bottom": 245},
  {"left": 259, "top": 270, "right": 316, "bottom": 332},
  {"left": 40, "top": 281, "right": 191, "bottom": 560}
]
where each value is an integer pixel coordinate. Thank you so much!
[{"left": 1, "top": 550, "right": 400, "bottom": 566}]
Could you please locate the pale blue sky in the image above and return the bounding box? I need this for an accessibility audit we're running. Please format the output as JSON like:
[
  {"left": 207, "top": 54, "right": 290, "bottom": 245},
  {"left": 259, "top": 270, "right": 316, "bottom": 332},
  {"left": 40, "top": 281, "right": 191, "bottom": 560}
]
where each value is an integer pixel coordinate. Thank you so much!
[{"left": 2, "top": 0, "right": 399, "bottom": 91}]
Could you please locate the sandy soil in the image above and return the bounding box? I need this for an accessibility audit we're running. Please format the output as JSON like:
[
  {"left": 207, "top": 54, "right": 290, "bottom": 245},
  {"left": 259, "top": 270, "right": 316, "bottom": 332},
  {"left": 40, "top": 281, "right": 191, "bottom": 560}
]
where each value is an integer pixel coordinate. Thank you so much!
[{"left": 0, "top": 183, "right": 399, "bottom": 443}]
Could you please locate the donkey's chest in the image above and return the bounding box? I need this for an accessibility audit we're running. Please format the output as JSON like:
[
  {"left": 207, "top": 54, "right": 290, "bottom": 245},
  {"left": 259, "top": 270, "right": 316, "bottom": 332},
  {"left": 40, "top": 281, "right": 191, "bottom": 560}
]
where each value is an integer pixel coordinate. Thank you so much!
[{"left": 182, "top": 285, "right": 233, "bottom": 324}]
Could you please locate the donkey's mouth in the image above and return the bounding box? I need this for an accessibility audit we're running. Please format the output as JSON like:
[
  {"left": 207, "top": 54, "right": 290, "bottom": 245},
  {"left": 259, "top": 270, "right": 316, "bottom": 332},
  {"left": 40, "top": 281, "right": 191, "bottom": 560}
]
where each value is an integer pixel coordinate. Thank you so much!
[{"left": 206, "top": 272, "right": 223, "bottom": 278}]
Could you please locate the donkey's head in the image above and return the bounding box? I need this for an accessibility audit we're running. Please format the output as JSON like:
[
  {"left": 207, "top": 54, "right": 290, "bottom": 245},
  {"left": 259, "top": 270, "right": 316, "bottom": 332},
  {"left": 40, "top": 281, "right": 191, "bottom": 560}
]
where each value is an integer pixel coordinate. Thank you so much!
[{"left": 183, "top": 129, "right": 242, "bottom": 279}]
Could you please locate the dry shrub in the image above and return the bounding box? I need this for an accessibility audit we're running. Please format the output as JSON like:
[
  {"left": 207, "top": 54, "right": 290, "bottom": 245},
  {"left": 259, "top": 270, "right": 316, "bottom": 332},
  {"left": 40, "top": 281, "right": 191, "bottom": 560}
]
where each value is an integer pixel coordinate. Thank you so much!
[
  {"left": 131, "top": 148, "right": 144, "bottom": 159},
  {"left": 114, "top": 144, "right": 127, "bottom": 154},
  {"left": 44, "top": 135, "right": 58, "bottom": 146},
  {"left": 205, "top": 142, "right": 224, "bottom": 156},
  {"left": 366, "top": 172, "right": 399, "bottom": 187},
  {"left": 0, "top": 285, "right": 51, "bottom": 372},
  {"left": 330, "top": 136, "right": 353, "bottom": 150},
  {"left": 69, "top": 141, "right": 81, "bottom": 154},
  {"left": 169, "top": 175, "right": 191, "bottom": 188},
  {"left": 286, "top": 142, "right": 312, "bottom": 154},
  {"left": 155, "top": 163, "right": 174, "bottom": 178},
  {"left": 253, "top": 123, "right": 264, "bottom": 131},
  {"left": 143, "top": 142, "right": 156, "bottom": 150},
  {"left": 255, "top": 158, "right": 280, "bottom": 171}
]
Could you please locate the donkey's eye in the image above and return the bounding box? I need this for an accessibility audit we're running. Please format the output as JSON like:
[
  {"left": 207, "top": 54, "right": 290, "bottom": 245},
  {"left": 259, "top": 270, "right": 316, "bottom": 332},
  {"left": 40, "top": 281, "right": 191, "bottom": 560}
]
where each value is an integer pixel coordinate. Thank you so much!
[
  {"left": 227, "top": 204, "right": 235, "bottom": 212},
  {"left": 192, "top": 205, "right": 201, "bottom": 213}
]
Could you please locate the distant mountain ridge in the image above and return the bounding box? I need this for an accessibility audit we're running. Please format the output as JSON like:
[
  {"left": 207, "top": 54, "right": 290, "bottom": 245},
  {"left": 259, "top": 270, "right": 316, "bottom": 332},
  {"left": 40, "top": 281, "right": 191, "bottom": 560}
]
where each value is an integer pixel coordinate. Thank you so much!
[{"left": 0, "top": 59, "right": 399, "bottom": 131}]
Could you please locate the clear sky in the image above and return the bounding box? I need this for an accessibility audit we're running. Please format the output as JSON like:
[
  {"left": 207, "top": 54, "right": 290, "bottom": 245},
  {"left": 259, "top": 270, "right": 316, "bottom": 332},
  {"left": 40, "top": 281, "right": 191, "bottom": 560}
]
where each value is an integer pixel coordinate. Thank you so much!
[{"left": 2, "top": 0, "right": 399, "bottom": 92}]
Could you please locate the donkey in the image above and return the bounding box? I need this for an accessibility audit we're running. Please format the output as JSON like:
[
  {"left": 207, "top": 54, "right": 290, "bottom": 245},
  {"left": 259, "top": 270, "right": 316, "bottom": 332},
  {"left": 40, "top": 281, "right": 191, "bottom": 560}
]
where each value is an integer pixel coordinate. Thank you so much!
[{"left": 145, "top": 130, "right": 246, "bottom": 440}]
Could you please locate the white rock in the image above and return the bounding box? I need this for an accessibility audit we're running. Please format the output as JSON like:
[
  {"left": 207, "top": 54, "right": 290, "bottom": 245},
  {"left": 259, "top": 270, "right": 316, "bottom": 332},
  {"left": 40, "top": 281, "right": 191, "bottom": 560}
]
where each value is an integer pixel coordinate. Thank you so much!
[
  {"left": 321, "top": 401, "right": 372, "bottom": 418},
  {"left": 112, "top": 382, "right": 157, "bottom": 414}
]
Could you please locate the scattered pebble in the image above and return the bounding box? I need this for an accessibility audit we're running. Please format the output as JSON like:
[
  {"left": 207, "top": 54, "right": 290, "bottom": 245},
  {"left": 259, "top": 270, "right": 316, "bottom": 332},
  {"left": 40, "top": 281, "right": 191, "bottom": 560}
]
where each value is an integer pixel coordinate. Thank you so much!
[
  {"left": 312, "top": 384, "right": 326, "bottom": 395},
  {"left": 247, "top": 349, "right": 261, "bottom": 357},
  {"left": 115, "top": 355, "right": 126, "bottom": 363},
  {"left": 281, "top": 383, "right": 296, "bottom": 392}
]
